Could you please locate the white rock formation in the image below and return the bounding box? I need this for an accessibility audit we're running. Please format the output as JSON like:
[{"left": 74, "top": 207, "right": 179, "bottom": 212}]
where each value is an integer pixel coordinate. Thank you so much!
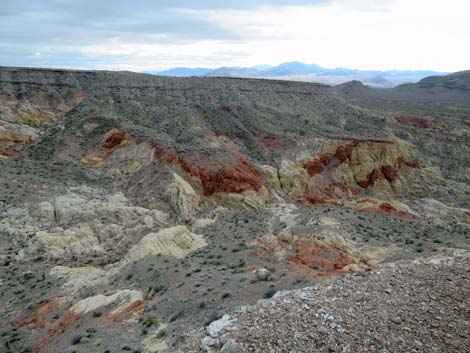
[
  {"left": 191, "top": 218, "right": 216, "bottom": 233},
  {"left": 124, "top": 225, "right": 206, "bottom": 262},
  {"left": 0, "top": 186, "right": 169, "bottom": 260},
  {"left": 164, "top": 173, "right": 200, "bottom": 220},
  {"left": 70, "top": 289, "right": 143, "bottom": 314},
  {"left": 50, "top": 266, "right": 109, "bottom": 295}
]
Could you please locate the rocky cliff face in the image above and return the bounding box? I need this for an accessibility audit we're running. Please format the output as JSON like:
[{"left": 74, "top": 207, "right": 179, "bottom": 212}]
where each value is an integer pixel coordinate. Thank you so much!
[{"left": 0, "top": 67, "right": 468, "bottom": 353}]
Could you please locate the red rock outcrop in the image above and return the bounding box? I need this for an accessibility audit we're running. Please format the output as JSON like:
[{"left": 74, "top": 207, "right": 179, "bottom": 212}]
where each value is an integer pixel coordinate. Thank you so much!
[
  {"left": 357, "top": 200, "right": 415, "bottom": 219},
  {"left": 154, "top": 146, "right": 264, "bottom": 196},
  {"left": 304, "top": 159, "right": 326, "bottom": 176},
  {"left": 398, "top": 156, "right": 419, "bottom": 168},
  {"left": 103, "top": 299, "right": 145, "bottom": 321},
  {"left": 18, "top": 298, "right": 58, "bottom": 329},
  {"left": 31, "top": 311, "right": 80, "bottom": 353},
  {"left": 357, "top": 198, "right": 377, "bottom": 204},
  {"left": 103, "top": 132, "right": 125, "bottom": 148},
  {"left": 197, "top": 157, "right": 263, "bottom": 196},
  {"left": 286, "top": 240, "right": 355, "bottom": 276},
  {"left": 320, "top": 153, "right": 333, "bottom": 166},
  {"left": 335, "top": 141, "right": 359, "bottom": 161},
  {"left": 304, "top": 153, "right": 333, "bottom": 177},
  {"left": 0, "top": 150, "right": 21, "bottom": 158},
  {"left": 304, "top": 182, "right": 350, "bottom": 204},
  {"left": 381, "top": 165, "right": 399, "bottom": 183},
  {"left": 357, "top": 165, "right": 399, "bottom": 188},
  {"left": 395, "top": 115, "right": 443, "bottom": 132}
]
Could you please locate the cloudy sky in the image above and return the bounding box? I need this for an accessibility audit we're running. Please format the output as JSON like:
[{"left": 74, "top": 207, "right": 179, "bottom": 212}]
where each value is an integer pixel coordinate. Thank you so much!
[{"left": 1, "top": 0, "right": 469, "bottom": 72}]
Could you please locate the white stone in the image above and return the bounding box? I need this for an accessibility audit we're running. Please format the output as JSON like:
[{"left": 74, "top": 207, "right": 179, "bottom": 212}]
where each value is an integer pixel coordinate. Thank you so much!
[{"left": 207, "top": 314, "right": 232, "bottom": 338}]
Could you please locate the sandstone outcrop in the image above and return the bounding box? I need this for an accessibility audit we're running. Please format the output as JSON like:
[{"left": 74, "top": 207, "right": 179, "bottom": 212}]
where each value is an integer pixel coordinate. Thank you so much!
[
  {"left": 278, "top": 160, "right": 310, "bottom": 197},
  {"left": 191, "top": 218, "right": 216, "bottom": 232},
  {"left": 345, "top": 198, "right": 418, "bottom": 218},
  {"left": 213, "top": 187, "right": 269, "bottom": 210},
  {"left": 154, "top": 148, "right": 264, "bottom": 197},
  {"left": 417, "top": 198, "right": 470, "bottom": 225},
  {"left": 0, "top": 119, "right": 38, "bottom": 148},
  {"left": 102, "top": 131, "right": 125, "bottom": 149},
  {"left": 70, "top": 289, "right": 143, "bottom": 314},
  {"left": 124, "top": 225, "right": 206, "bottom": 262},
  {"left": 0, "top": 186, "right": 169, "bottom": 260},
  {"left": 49, "top": 266, "right": 109, "bottom": 295},
  {"left": 164, "top": 173, "right": 200, "bottom": 220},
  {"left": 395, "top": 115, "right": 443, "bottom": 131},
  {"left": 80, "top": 155, "right": 103, "bottom": 166}
]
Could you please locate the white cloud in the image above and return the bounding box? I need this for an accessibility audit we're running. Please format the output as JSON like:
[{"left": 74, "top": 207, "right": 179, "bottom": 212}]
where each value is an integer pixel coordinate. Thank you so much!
[{"left": 80, "top": 0, "right": 470, "bottom": 71}]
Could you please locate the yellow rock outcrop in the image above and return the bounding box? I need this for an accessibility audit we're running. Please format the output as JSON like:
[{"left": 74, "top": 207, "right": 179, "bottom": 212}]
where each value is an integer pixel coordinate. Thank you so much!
[
  {"left": 213, "top": 187, "right": 269, "bottom": 210},
  {"left": 124, "top": 225, "right": 206, "bottom": 262},
  {"left": 164, "top": 173, "right": 200, "bottom": 220}
]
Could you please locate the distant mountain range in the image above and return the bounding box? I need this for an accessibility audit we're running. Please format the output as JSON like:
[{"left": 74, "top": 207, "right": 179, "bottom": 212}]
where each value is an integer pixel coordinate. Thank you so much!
[
  {"left": 333, "top": 70, "right": 470, "bottom": 117},
  {"left": 147, "top": 61, "right": 447, "bottom": 87}
]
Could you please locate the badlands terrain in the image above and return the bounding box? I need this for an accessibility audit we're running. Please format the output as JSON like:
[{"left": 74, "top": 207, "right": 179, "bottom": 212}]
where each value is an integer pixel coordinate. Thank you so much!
[{"left": 0, "top": 67, "right": 469, "bottom": 353}]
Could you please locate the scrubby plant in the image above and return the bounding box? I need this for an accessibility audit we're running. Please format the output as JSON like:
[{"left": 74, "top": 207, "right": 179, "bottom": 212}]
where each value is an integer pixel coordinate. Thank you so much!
[
  {"left": 156, "top": 328, "right": 167, "bottom": 339},
  {"left": 263, "top": 288, "right": 277, "bottom": 299},
  {"left": 142, "top": 316, "right": 159, "bottom": 328}
]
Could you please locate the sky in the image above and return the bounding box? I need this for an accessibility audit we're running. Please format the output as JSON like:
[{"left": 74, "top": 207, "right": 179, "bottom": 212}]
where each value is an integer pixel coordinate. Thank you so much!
[{"left": 1, "top": 0, "right": 469, "bottom": 72}]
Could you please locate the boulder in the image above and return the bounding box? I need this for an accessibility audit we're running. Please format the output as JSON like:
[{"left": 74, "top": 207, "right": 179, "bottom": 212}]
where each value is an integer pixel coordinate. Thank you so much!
[{"left": 207, "top": 314, "right": 232, "bottom": 338}]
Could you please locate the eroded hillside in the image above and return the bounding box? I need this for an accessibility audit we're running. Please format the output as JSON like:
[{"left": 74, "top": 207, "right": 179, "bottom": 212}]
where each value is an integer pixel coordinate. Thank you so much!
[{"left": 0, "top": 67, "right": 468, "bottom": 353}]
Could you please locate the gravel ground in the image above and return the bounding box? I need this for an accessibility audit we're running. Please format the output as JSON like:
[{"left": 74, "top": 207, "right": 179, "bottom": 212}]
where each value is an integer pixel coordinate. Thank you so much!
[{"left": 181, "top": 254, "right": 470, "bottom": 353}]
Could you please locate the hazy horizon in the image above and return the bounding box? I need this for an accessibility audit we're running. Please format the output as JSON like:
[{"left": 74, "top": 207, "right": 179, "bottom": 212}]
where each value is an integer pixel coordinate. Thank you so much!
[{"left": 1, "top": 0, "right": 469, "bottom": 73}]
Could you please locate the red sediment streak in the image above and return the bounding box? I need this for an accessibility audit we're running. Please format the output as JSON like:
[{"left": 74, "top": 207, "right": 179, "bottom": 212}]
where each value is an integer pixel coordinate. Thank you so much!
[
  {"left": 32, "top": 311, "right": 80, "bottom": 353},
  {"left": 357, "top": 179, "right": 371, "bottom": 189},
  {"left": 154, "top": 147, "right": 166, "bottom": 159},
  {"left": 359, "top": 202, "right": 414, "bottom": 219},
  {"left": 381, "top": 165, "right": 399, "bottom": 182},
  {"left": 18, "top": 298, "right": 58, "bottom": 329},
  {"left": 198, "top": 157, "right": 263, "bottom": 196},
  {"left": 398, "top": 156, "right": 419, "bottom": 168},
  {"left": 304, "top": 159, "right": 325, "bottom": 176},
  {"left": 395, "top": 115, "right": 443, "bottom": 132},
  {"left": 304, "top": 153, "right": 332, "bottom": 177},
  {"left": 357, "top": 165, "right": 399, "bottom": 188},
  {"left": 357, "top": 198, "right": 377, "bottom": 204},
  {"left": 103, "top": 300, "right": 145, "bottom": 321},
  {"left": 103, "top": 132, "right": 124, "bottom": 148},
  {"left": 286, "top": 240, "right": 355, "bottom": 276},
  {"left": 335, "top": 141, "right": 359, "bottom": 162},
  {"left": 0, "top": 150, "right": 21, "bottom": 158},
  {"left": 320, "top": 153, "right": 333, "bottom": 166}
]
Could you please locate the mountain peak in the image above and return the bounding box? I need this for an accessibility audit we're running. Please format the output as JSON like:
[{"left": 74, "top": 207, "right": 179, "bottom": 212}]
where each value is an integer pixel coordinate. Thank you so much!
[{"left": 152, "top": 62, "right": 447, "bottom": 87}]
